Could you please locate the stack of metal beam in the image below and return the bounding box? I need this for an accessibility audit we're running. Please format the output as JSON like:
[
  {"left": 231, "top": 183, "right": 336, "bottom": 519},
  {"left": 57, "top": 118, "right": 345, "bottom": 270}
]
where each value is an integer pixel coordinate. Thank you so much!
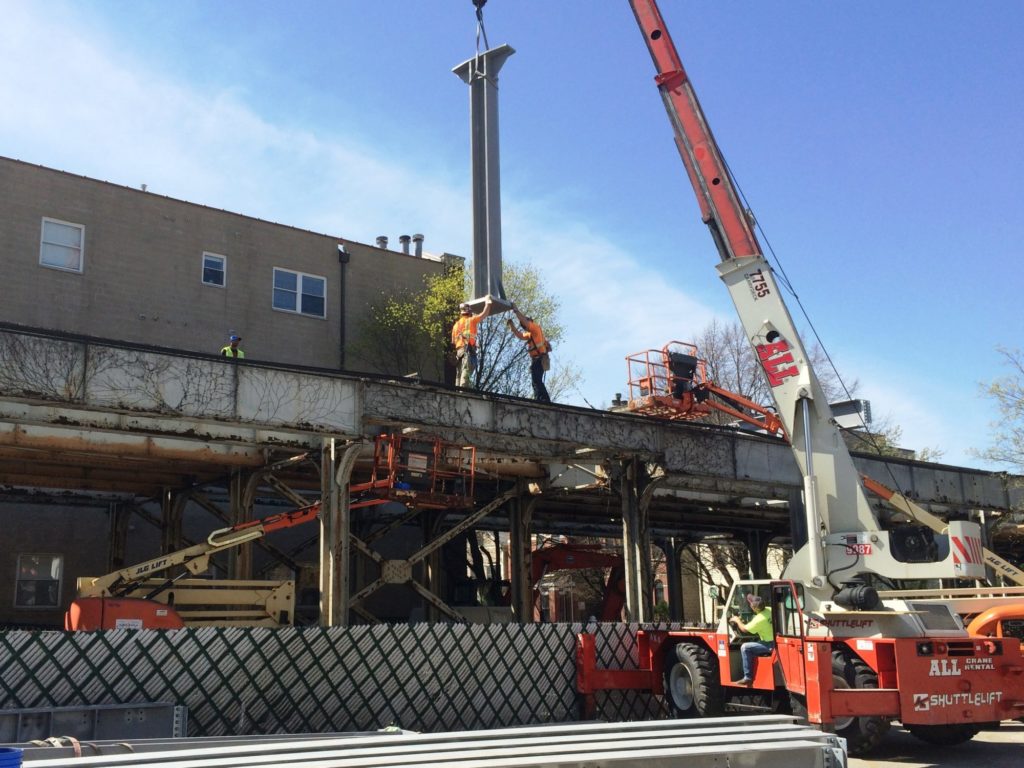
[{"left": 19, "top": 716, "right": 846, "bottom": 768}]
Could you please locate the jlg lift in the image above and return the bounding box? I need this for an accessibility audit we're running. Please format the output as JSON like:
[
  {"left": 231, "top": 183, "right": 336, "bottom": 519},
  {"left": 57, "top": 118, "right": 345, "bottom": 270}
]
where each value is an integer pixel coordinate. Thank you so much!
[
  {"left": 69, "top": 433, "right": 477, "bottom": 630},
  {"left": 626, "top": 341, "right": 784, "bottom": 436},
  {"left": 576, "top": 0, "right": 1024, "bottom": 755}
]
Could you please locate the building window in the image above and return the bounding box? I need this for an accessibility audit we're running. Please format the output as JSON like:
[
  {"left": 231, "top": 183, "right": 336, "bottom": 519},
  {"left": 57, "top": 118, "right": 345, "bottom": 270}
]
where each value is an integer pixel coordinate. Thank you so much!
[
  {"left": 15, "top": 554, "right": 62, "bottom": 608},
  {"left": 39, "top": 218, "right": 84, "bottom": 272},
  {"left": 202, "top": 252, "right": 226, "bottom": 287},
  {"left": 273, "top": 268, "right": 326, "bottom": 318}
]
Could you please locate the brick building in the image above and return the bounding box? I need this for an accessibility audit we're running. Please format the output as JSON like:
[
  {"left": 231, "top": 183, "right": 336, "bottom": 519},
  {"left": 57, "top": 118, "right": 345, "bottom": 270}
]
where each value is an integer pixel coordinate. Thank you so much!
[
  {"left": 0, "top": 155, "right": 462, "bottom": 627},
  {"left": 0, "top": 155, "right": 458, "bottom": 375}
]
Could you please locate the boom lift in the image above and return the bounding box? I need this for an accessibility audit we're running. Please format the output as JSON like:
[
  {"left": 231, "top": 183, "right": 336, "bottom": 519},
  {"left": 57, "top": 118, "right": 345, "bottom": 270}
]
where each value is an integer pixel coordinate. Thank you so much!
[
  {"left": 68, "top": 434, "right": 478, "bottom": 630},
  {"left": 67, "top": 501, "right": 327, "bottom": 630},
  {"left": 626, "top": 341, "right": 784, "bottom": 436},
  {"left": 576, "top": 0, "right": 1024, "bottom": 754}
]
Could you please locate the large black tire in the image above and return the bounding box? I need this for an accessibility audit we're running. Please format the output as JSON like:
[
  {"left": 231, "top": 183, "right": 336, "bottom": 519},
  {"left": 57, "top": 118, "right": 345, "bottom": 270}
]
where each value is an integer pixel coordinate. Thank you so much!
[
  {"left": 832, "top": 649, "right": 891, "bottom": 756},
  {"left": 663, "top": 642, "right": 725, "bottom": 718},
  {"left": 789, "top": 692, "right": 808, "bottom": 724},
  {"left": 906, "top": 723, "right": 981, "bottom": 746}
]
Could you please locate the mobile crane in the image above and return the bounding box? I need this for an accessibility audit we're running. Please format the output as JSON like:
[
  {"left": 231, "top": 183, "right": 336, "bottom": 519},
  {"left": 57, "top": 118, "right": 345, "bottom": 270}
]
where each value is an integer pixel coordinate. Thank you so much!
[{"left": 576, "top": 0, "right": 1024, "bottom": 754}]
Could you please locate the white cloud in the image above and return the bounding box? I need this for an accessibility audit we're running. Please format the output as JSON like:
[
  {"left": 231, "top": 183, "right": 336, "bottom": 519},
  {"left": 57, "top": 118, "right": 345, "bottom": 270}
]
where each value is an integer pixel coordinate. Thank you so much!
[
  {"left": 2, "top": 1, "right": 991, "bottom": 469},
  {"left": 501, "top": 212, "right": 723, "bottom": 406},
  {"left": 845, "top": 353, "right": 997, "bottom": 468}
]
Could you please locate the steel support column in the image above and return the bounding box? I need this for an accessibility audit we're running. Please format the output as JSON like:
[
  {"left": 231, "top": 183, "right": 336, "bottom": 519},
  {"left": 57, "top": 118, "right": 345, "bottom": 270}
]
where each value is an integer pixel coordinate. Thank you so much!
[
  {"left": 160, "top": 488, "right": 186, "bottom": 555},
  {"left": 616, "top": 458, "right": 661, "bottom": 622},
  {"left": 655, "top": 535, "right": 686, "bottom": 622},
  {"left": 319, "top": 438, "right": 362, "bottom": 627},
  {"left": 107, "top": 502, "right": 131, "bottom": 573},
  {"left": 508, "top": 483, "right": 537, "bottom": 623},
  {"left": 227, "top": 469, "right": 258, "bottom": 579},
  {"left": 747, "top": 530, "right": 772, "bottom": 580},
  {"left": 422, "top": 510, "right": 445, "bottom": 624}
]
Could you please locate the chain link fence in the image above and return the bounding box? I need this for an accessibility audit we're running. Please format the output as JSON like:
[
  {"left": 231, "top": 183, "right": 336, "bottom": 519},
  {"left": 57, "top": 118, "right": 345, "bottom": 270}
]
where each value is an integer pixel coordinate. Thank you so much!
[{"left": 1, "top": 622, "right": 674, "bottom": 736}]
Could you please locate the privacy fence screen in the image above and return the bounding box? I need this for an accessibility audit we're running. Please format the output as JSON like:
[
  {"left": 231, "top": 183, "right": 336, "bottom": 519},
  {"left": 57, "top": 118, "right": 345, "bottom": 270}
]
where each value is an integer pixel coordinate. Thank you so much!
[{"left": 1, "top": 623, "right": 670, "bottom": 736}]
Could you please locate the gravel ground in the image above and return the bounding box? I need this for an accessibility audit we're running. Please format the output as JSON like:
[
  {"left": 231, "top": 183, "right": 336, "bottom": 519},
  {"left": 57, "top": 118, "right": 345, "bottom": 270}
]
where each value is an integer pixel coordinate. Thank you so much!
[{"left": 850, "top": 721, "right": 1023, "bottom": 768}]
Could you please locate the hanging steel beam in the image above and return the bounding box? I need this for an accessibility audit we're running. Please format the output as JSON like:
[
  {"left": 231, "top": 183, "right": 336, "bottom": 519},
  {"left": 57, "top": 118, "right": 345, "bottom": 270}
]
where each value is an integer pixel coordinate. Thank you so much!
[{"left": 453, "top": 43, "right": 515, "bottom": 310}]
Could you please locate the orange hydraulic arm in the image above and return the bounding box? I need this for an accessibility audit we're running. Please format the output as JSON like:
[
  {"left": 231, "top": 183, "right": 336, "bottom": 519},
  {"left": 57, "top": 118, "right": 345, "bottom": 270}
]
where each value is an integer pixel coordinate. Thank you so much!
[
  {"left": 626, "top": 342, "right": 785, "bottom": 437},
  {"left": 532, "top": 543, "right": 626, "bottom": 622}
]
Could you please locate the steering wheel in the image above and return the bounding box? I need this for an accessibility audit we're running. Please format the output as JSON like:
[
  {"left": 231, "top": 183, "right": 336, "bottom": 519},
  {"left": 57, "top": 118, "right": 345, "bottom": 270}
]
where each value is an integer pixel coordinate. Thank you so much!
[{"left": 726, "top": 611, "right": 740, "bottom": 642}]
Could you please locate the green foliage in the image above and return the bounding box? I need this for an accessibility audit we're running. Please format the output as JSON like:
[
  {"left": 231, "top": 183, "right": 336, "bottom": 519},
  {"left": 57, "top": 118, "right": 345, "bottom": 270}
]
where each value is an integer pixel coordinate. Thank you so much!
[
  {"left": 653, "top": 600, "right": 671, "bottom": 622},
  {"left": 353, "top": 261, "right": 583, "bottom": 400},
  {"left": 978, "top": 347, "right": 1024, "bottom": 472},
  {"left": 473, "top": 262, "right": 582, "bottom": 399},
  {"left": 350, "top": 267, "right": 464, "bottom": 380}
]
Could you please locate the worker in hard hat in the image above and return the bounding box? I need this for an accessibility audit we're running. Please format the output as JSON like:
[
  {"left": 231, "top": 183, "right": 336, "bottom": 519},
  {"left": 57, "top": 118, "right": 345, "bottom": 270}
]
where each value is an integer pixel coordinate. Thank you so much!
[
  {"left": 220, "top": 334, "right": 245, "bottom": 359},
  {"left": 506, "top": 303, "right": 551, "bottom": 403},
  {"left": 451, "top": 297, "right": 493, "bottom": 388}
]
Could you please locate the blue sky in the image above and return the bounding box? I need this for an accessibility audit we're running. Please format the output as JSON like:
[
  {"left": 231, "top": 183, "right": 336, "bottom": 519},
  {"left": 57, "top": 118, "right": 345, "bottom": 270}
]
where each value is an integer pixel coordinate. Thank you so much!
[{"left": 2, "top": 1, "right": 1021, "bottom": 469}]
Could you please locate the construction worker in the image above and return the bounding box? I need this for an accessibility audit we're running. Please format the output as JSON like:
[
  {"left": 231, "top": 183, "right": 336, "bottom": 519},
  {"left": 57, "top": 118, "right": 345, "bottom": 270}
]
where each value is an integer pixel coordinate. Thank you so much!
[
  {"left": 451, "top": 298, "right": 493, "bottom": 387},
  {"left": 506, "top": 303, "right": 551, "bottom": 403},
  {"left": 729, "top": 594, "right": 774, "bottom": 685},
  {"left": 220, "top": 334, "right": 244, "bottom": 359}
]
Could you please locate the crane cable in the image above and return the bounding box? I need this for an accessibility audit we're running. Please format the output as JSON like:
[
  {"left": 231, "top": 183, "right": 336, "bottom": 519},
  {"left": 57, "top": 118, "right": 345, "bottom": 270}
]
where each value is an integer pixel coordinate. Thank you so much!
[
  {"left": 473, "top": 0, "right": 490, "bottom": 54},
  {"left": 723, "top": 160, "right": 919, "bottom": 521}
]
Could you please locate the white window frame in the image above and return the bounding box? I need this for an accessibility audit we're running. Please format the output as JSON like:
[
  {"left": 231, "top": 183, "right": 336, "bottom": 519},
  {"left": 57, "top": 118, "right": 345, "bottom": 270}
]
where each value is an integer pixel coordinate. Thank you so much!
[
  {"left": 14, "top": 553, "right": 63, "bottom": 609},
  {"left": 202, "top": 252, "right": 227, "bottom": 288},
  {"left": 39, "top": 217, "right": 85, "bottom": 273},
  {"left": 272, "top": 267, "right": 327, "bottom": 319}
]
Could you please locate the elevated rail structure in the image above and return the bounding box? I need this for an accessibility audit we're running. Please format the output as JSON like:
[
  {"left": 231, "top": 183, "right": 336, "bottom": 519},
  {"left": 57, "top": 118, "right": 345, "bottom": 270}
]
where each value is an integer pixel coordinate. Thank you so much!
[{"left": 0, "top": 323, "right": 1018, "bottom": 625}]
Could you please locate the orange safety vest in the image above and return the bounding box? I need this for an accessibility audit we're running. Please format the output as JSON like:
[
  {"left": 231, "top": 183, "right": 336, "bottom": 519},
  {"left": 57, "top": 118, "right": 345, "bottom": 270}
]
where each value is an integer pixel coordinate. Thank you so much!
[
  {"left": 520, "top": 319, "right": 550, "bottom": 358},
  {"left": 452, "top": 315, "right": 480, "bottom": 349}
]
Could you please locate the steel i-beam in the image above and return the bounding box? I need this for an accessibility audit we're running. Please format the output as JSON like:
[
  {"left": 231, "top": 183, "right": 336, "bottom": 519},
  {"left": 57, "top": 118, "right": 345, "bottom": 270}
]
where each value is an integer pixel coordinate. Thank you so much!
[{"left": 453, "top": 44, "right": 515, "bottom": 310}]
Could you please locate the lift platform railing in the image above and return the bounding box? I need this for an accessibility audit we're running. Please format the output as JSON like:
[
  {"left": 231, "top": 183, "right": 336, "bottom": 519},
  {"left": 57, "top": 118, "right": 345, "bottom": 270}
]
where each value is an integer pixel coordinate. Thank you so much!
[
  {"left": 363, "top": 433, "right": 476, "bottom": 510},
  {"left": 626, "top": 342, "right": 784, "bottom": 436}
]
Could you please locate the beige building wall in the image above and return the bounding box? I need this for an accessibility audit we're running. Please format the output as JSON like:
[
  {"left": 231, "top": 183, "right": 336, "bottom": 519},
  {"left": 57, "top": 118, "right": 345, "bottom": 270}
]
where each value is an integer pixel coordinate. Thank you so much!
[{"left": 0, "top": 156, "right": 452, "bottom": 374}]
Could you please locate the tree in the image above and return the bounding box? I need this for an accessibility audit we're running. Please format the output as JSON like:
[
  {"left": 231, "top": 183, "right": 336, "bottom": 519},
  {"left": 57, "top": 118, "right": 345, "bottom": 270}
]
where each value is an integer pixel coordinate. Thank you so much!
[
  {"left": 693, "top": 319, "right": 944, "bottom": 460},
  {"left": 693, "top": 318, "right": 857, "bottom": 413},
  {"left": 352, "top": 261, "right": 582, "bottom": 400},
  {"left": 978, "top": 347, "right": 1024, "bottom": 473},
  {"left": 351, "top": 267, "right": 464, "bottom": 381},
  {"left": 472, "top": 262, "right": 583, "bottom": 400}
]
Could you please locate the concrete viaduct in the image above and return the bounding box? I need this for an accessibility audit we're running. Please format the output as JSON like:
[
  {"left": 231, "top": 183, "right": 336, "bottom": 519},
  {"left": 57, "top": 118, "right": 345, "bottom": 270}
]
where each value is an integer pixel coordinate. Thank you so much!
[{"left": 0, "top": 324, "right": 1018, "bottom": 626}]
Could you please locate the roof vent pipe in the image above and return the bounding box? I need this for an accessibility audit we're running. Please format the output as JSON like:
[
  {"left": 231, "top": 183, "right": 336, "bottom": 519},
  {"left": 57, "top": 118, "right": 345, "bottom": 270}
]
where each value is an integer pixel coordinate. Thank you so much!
[
  {"left": 375, "top": 236, "right": 388, "bottom": 250},
  {"left": 399, "top": 234, "right": 411, "bottom": 254},
  {"left": 412, "top": 233, "right": 424, "bottom": 257}
]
